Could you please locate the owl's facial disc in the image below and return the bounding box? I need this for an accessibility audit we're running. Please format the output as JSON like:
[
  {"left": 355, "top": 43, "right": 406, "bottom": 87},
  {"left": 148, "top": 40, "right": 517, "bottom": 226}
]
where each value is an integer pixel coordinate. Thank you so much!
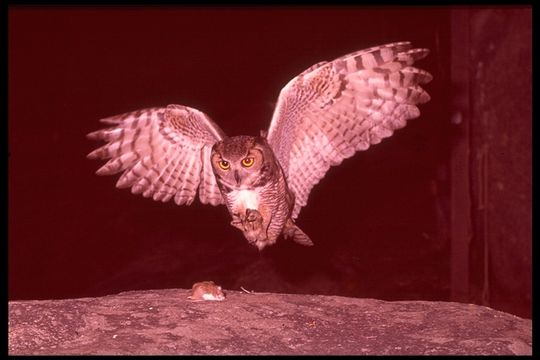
[{"left": 210, "top": 136, "right": 267, "bottom": 190}]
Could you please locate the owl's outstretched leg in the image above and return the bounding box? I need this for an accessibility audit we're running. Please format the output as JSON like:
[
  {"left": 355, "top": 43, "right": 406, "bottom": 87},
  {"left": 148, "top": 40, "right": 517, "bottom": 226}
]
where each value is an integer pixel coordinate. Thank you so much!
[
  {"left": 230, "top": 215, "right": 244, "bottom": 231},
  {"left": 244, "top": 209, "right": 268, "bottom": 245},
  {"left": 230, "top": 210, "right": 263, "bottom": 230},
  {"left": 243, "top": 209, "right": 263, "bottom": 232},
  {"left": 283, "top": 218, "right": 313, "bottom": 246},
  {"left": 230, "top": 209, "right": 267, "bottom": 247}
]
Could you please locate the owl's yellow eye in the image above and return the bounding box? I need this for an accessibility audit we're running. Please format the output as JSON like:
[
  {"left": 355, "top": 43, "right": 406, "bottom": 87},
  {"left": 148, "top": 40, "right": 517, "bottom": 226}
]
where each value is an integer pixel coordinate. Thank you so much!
[
  {"left": 241, "top": 157, "right": 255, "bottom": 168},
  {"left": 218, "top": 160, "right": 230, "bottom": 170}
]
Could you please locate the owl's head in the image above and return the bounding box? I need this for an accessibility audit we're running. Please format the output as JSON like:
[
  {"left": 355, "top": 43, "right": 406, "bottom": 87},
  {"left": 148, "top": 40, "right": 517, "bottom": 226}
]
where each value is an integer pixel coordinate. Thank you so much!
[{"left": 210, "top": 135, "right": 276, "bottom": 190}]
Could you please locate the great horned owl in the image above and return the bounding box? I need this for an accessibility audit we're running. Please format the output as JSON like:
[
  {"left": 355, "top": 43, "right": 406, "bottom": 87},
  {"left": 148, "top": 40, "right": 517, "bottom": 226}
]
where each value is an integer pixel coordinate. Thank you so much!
[{"left": 87, "top": 41, "right": 432, "bottom": 250}]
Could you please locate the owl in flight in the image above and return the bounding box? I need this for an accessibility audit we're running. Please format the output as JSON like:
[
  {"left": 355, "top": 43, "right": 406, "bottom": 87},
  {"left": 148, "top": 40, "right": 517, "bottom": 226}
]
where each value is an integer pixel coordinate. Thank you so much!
[{"left": 87, "top": 41, "right": 432, "bottom": 250}]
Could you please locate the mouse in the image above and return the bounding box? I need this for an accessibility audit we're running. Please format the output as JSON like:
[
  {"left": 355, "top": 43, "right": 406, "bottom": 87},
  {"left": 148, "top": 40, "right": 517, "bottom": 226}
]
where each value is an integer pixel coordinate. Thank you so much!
[{"left": 187, "top": 281, "right": 226, "bottom": 301}]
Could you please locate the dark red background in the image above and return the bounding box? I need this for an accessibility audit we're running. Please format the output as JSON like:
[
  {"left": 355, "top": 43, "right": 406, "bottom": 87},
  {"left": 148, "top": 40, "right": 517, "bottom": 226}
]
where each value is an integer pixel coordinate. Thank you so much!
[{"left": 9, "top": 7, "right": 451, "bottom": 304}]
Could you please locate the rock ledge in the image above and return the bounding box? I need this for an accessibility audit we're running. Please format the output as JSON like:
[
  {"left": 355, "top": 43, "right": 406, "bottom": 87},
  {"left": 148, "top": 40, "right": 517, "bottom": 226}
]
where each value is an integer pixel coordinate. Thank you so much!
[{"left": 8, "top": 288, "right": 532, "bottom": 355}]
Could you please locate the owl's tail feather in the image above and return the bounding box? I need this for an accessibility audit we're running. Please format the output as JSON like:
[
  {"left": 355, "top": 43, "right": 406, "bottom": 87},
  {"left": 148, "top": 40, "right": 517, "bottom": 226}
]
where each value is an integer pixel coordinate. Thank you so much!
[{"left": 284, "top": 219, "right": 314, "bottom": 246}]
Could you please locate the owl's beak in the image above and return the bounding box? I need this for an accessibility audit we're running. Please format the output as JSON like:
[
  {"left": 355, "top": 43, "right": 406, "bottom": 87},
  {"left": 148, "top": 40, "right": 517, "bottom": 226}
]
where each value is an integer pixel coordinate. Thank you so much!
[{"left": 234, "top": 170, "right": 241, "bottom": 185}]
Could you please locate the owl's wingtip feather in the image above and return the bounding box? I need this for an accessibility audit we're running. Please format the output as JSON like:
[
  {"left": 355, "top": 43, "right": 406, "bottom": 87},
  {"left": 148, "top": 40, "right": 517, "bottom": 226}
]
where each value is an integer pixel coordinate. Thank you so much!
[
  {"left": 86, "top": 147, "right": 104, "bottom": 160},
  {"left": 86, "top": 130, "right": 103, "bottom": 140}
]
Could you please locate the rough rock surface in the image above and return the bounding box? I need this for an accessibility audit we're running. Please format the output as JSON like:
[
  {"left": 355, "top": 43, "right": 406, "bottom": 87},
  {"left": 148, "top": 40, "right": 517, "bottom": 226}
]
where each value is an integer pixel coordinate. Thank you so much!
[{"left": 8, "top": 288, "right": 532, "bottom": 355}]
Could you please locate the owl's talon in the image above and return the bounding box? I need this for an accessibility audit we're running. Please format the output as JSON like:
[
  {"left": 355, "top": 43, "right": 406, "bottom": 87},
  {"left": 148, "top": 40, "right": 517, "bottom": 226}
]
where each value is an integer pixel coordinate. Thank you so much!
[
  {"left": 243, "top": 209, "right": 263, "bottom": 231},
  {"left": 230, "top": 215, "right": 244, "bottom": 230},
  {"left": 245, "top": 208, "right": 263, "bottom": 222}
]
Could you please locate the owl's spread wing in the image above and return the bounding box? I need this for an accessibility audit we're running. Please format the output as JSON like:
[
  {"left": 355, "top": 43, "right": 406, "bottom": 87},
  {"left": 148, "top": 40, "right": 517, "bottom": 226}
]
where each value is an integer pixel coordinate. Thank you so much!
[
  {"left": 266, "top": 41, "right": 432, "bottom": 219},
  {"left": 87, "top": 104, "right": 226, "bottom": 206}
]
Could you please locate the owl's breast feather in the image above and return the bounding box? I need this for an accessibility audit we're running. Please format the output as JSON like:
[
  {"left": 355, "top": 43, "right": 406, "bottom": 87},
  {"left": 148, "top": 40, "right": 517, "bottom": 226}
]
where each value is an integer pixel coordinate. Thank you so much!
[{"left": 228, "top": 189, "right": 260, "bottom": 213}]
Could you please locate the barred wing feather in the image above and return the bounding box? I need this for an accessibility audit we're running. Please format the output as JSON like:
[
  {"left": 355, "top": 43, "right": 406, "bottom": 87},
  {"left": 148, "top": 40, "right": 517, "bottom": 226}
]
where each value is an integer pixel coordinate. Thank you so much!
[
  {"left": 87, "top": 105, "right": 226, "bottom": 206},
  {"left": 266, "top": 41, "right": 432, "bottom": 219}
]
